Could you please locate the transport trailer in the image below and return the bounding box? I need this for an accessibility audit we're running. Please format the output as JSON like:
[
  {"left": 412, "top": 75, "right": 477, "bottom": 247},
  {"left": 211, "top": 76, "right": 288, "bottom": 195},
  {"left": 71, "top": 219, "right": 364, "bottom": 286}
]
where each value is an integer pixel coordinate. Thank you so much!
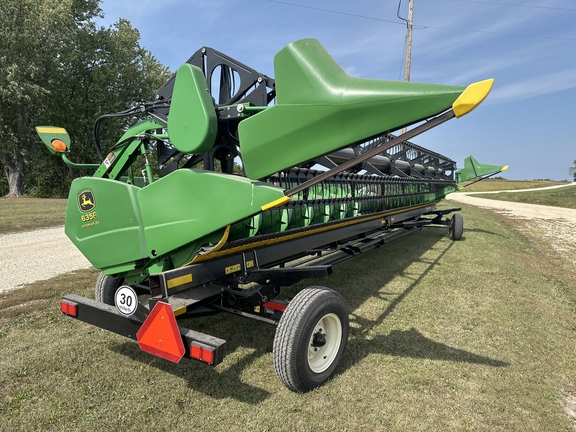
[
  {"left": 61, "top": 202, "right": 462, "bottom": 392},
  {"left": 38, "top": 39, "right": 504, "bottom": 392}
]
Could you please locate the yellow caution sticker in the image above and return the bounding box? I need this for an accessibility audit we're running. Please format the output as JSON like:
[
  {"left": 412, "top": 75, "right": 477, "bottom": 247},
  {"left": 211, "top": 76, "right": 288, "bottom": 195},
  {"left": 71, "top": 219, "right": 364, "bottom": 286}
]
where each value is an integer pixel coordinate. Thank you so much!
[
  {"left": 167, "top": 274, "right": 193, "bottom": 290},
  {"left": 225, "top": 264, "right": 241, "bottom": 275}
]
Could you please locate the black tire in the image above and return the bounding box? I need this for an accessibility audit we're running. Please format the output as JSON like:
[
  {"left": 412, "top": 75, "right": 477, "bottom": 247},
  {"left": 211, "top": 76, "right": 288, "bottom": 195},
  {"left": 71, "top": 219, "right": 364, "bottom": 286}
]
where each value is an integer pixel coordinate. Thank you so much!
[
  {"left": 95, "top": 272, "right": 123, "bottom": 305},
  {"left": 449, "top": 213, "right": 464, "bottom": 241},
  {"left": 273, "top": 286, "right": 349, "bottom": 393}
]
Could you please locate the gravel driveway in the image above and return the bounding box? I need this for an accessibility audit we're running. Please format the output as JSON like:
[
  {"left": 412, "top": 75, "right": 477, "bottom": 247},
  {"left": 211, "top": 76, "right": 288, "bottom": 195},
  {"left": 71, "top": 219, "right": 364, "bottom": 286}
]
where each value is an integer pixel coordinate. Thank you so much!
[
  {"left": 446, "top": 183, "right": 576, "bottom": 263},
  {"left": 1, "top": 184, "right": 574, "bottom": 293},
  {"left": 0, "top": 227, "right": 91, "bottom": 293}
]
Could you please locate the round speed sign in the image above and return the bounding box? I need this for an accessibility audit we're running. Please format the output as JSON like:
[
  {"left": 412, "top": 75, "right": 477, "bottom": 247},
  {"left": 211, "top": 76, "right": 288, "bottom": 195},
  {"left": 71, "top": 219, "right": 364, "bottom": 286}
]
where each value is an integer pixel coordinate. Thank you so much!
[{"left": 114, "top": 285, "right": 138, "bottom": 316}]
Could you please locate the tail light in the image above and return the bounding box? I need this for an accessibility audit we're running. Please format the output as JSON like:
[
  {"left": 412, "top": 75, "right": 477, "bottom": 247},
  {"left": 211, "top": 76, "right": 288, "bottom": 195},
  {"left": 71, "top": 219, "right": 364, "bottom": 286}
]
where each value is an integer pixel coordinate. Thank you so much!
[{"left": 60, "top": 299, "right": 78, "bottom": 317}]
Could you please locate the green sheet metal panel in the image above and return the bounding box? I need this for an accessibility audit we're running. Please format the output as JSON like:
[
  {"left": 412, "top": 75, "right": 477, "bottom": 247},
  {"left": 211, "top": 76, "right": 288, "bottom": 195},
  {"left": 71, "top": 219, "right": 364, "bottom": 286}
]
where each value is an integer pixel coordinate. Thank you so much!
[
  {"left": 65, "top": 171, "right": 285, "bottom": 271},
  {"left": 64, "top": 177, "right": 147, "bottom": 270},
  {"left": 238, "top": 39, "right": 466, "bottom": 180},
  {"left": 167, "top": 64, "right": 217, "bottom": 154},
  {"left": 137, "top": 169, "right": 285, "bottom": 258}
]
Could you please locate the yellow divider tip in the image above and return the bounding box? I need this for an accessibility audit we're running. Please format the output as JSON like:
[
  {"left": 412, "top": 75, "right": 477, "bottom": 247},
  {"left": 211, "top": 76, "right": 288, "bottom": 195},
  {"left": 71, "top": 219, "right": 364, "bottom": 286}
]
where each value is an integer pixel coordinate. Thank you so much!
[
  {"left": 501, "top": 165, "right": 509, "bottom": 172},
  {"left": 452, "top": 78, "right": 494, "bottom": 118}
]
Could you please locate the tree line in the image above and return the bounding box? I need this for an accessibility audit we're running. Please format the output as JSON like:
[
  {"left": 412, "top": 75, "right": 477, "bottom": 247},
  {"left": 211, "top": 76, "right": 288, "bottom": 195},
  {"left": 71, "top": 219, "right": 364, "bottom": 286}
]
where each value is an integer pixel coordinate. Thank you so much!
[{"left": 0, "top": 0, "right": 171, "bottom": 197}]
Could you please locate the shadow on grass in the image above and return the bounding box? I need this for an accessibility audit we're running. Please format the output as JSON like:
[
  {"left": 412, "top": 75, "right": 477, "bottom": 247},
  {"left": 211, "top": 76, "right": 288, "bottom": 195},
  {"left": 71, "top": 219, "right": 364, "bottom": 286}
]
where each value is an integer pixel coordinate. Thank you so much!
[
  {"left": 341, "top": 229, "right": 509, "bottom": 369},
  {"left": 334, "top": 227, "right": 450, "bottom": 313},
  {"left": 109, "top": 227, "right": 507, "bottom": 399},
  {"left": 109, "top": 315, "right": 276, "bottom": 403},
  {"left": 463, "top": 227, "right": 506, "bottom": 238},
  {"left": 348, "top": 327, "right": 508, "bottom": 367}
]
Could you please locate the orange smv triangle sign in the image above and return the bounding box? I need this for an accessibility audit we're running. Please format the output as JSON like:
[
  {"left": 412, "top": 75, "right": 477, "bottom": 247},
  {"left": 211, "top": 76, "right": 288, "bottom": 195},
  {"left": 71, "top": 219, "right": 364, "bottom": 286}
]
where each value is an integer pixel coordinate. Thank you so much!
[{"left": 136, "top": 302, "right": 185, "bottom": 363}]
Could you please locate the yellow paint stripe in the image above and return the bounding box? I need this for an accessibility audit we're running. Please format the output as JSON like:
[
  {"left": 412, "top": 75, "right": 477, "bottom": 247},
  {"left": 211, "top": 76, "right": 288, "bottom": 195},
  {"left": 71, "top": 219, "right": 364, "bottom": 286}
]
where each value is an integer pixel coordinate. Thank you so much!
[
  {"left": 167, "top": 274, "right": 193, "bottom": 289},
  {"left": 173, "top": 306, "right": 187, "bottom": 317},
  {"left": 208, "top": 225, "right": 230, "bottom": 254},
  {"left": 185, "top": 226, "right": 230, "bottom": 266},
  {"left": 261, "top": 195, "right": 292, "bottom": 211},
  {"left": 37, "top": 126, "right": 67, "bottom": 134}
]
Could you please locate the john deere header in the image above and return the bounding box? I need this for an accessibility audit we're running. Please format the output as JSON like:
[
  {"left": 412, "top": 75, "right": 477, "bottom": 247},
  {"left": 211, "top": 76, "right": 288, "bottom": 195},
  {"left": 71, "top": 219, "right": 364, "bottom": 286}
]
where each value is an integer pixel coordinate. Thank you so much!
[{"left": 36, "top": 38, "right": 502, "bottom": 284}]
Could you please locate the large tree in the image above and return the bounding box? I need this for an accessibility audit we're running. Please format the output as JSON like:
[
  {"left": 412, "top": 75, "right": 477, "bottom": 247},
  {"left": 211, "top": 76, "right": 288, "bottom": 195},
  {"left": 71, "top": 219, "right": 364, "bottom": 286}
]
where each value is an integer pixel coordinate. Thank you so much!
[
  {"left": 0, "top": 0, "right": 170, "bottom": 196},
  {"left": 0, "top": 0, "right": 63, "bottom": 195},
  {"left": 570, "top": 159, "right": 576, "bottom": 182}
]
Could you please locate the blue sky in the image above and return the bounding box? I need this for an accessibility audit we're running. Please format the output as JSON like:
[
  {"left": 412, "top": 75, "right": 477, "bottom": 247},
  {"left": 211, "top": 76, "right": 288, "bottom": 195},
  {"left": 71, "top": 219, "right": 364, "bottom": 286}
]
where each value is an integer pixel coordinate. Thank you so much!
[{"left": 99, "top": 0, "right": 576, "bottom": 181}]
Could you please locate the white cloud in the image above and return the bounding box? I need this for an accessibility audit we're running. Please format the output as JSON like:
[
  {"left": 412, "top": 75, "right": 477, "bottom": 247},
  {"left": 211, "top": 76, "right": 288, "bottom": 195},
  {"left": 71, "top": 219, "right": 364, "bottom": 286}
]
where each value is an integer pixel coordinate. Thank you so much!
[{"left": 489, "top": 68, "right": 576, "bottom": 103}]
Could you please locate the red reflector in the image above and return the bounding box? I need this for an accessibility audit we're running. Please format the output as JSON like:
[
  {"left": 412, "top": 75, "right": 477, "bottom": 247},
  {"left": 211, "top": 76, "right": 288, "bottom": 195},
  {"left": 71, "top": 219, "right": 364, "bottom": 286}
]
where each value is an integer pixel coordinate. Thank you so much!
[
  {"left": 262, "top": 301, "right": 286, "bottom": 312},
  {"left": 190, "top": 343, "right": 215, "bottom": 365},
  {"left": 191, "top": 344, "right": 202, "bottom": 360},
  {"left": 136, "top": 302, "right": 185, "bottom": 363},
  {"left": 202, "top": 348, "right": 215, "bottom": 364},
  {"left": 60, "top": 300, "right": 78, "bottom": 317}
]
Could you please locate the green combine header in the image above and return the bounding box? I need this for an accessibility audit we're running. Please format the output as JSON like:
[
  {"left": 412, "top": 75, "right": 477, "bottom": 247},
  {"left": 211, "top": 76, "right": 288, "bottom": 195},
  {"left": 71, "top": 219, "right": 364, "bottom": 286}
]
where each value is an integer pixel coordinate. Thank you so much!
[{"left": 38, "top": 39, "right": 504, "bottom": 392}]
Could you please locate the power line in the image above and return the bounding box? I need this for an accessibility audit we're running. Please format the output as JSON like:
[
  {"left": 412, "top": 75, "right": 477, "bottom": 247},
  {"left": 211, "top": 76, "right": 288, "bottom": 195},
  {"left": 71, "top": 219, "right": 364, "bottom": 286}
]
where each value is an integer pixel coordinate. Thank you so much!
[
  {"left": 265, "top": 0, "right": 405, "bottom": 25},
  {"left": 265, "top": 0, "right": 576, "bottom": 42},
  {"left": 417, "top": 24, "right": 576, "bottom": 42},
  {"left": 445, "top": 0, "right": 576, "bottom": 12}
]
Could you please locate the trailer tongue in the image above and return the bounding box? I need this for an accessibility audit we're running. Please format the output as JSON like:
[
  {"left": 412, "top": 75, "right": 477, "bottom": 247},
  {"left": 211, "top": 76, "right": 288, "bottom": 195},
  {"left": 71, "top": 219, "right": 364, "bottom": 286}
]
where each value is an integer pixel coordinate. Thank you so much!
[{"left": 38, "top": 38, "right": 503, "bottom": 392}]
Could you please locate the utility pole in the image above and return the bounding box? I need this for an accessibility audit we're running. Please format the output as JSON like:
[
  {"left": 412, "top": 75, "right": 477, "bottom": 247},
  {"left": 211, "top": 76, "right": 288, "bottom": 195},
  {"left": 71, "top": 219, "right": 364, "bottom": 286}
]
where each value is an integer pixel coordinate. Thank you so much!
[
  {"left": 404, "top": 0, "right": 414, "bottom": 83},
  {"left": 401, "top": 0, "right": 414, "bottom": 134}
]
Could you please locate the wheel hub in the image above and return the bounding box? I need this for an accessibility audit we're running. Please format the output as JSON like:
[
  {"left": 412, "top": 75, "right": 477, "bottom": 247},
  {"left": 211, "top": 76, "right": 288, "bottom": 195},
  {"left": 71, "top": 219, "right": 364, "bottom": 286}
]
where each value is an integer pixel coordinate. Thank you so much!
[
  {"left": 307, "top": 313, "right": 343, "bottom": 373},
  {"left": 312, "top": 331, "right": 326, "bottom": 347}
]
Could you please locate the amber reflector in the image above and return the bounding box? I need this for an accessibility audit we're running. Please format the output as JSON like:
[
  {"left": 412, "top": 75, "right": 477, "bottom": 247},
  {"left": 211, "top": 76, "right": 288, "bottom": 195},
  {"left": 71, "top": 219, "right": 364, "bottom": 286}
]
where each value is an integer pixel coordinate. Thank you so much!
[{"left": 51, "top": 139, "right": 67, "bottom": 152}]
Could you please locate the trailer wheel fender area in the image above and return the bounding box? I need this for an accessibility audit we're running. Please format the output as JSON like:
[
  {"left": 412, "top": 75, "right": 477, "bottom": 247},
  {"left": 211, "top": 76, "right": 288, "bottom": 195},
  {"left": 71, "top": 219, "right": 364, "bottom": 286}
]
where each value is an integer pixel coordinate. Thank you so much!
[
  {"left": 95, "top": 272, "right": 123, "bottom": 305},
  {"left": 273, "top": 286, "right": 349, "bottom": 392}
]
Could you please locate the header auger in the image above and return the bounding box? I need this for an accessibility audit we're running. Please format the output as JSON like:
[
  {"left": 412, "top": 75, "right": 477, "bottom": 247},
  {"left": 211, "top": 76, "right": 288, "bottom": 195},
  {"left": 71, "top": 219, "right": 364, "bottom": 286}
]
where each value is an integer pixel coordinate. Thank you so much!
[{"left": 38, "top": 39, "right": 504, "bottom": 392}]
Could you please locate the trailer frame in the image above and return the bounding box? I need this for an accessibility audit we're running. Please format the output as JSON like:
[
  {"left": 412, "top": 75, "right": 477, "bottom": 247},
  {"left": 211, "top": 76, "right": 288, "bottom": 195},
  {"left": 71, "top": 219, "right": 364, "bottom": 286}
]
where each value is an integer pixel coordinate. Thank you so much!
[{"left": 59, "top": 202, "right": 462, "bottom": 390}]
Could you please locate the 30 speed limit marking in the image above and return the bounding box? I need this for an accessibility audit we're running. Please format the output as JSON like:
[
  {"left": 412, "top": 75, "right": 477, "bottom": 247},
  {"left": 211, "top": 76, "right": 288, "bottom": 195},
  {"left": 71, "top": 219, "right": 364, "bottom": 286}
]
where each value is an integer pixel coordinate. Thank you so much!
[{"left": 115, "top": 285, "right": 138, "bottom": 316}]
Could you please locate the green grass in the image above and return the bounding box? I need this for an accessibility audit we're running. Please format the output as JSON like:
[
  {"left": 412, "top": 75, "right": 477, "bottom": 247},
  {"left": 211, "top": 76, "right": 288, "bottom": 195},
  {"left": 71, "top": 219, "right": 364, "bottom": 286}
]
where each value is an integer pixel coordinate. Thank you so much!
[
  {"left": 458, "top": 179, "right": 568, "bottom": 193},
  {"left": 0, "top": 198, "right": 67, "bottom": 234},
  {"left": 478, "top": 184, "right": 576, "bottom": 210},
  {"left": 1, "top": 203, "right": 576, "bottom": 431}
]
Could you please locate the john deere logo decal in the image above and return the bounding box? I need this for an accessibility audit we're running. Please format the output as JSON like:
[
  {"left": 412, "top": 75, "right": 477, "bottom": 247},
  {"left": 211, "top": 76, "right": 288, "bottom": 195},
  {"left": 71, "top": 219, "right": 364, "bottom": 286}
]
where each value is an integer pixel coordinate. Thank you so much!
[{"left": 78, "top": 190, "right": 96, "bottom": 212}]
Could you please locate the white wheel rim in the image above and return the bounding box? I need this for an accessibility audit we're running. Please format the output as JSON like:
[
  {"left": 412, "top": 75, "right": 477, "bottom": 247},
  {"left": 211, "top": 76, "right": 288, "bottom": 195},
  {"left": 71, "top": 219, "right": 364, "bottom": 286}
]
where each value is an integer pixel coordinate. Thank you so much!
[{"left": 307, "top": 313, "right": 342, "bottom": 373}]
